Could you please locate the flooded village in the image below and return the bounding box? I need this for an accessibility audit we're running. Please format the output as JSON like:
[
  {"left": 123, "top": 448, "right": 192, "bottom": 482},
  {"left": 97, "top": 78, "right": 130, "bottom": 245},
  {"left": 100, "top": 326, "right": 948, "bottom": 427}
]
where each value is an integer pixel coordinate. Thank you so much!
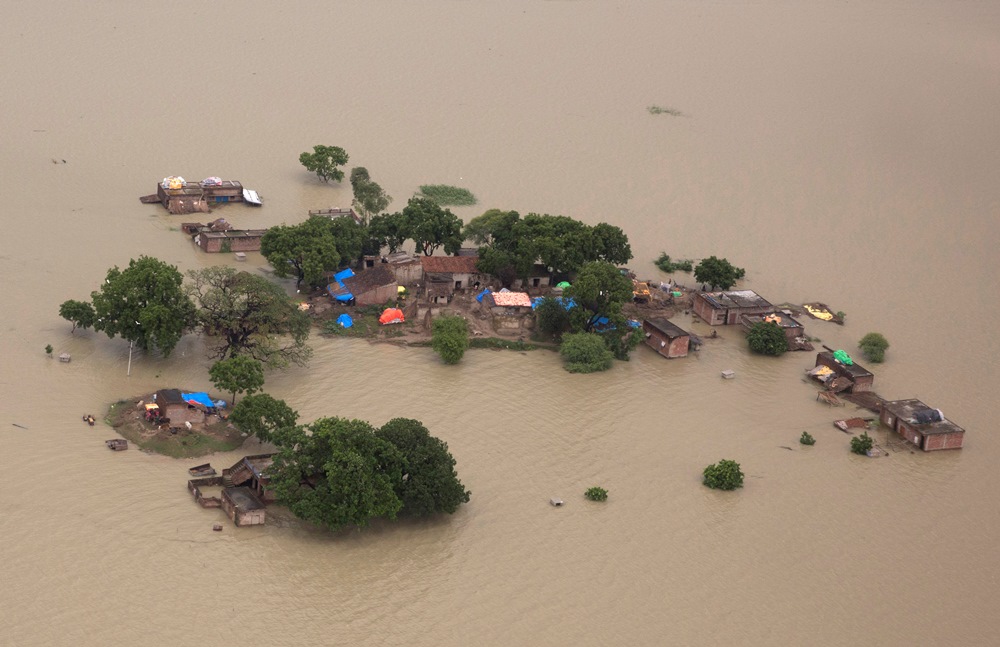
[{"left": 4, "top": 2, "right": 999, "bottom": 646}]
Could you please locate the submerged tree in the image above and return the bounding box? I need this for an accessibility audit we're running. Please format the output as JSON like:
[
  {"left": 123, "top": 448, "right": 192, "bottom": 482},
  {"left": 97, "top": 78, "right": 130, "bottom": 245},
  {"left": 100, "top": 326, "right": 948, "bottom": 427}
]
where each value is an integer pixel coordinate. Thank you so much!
[
  {"left": 58, "top": 299, "right": 96, "bottom": 333},
  {"left": 559, "top": 332, "right": 614, "bottom": 373},
  {"left": 746, "top": 321, "right": 788, "bottom": 356},
  {"left": 431, "top": 315, "right": 469, "bottom": 365},
  {"left": 375, "top": 418, "right": 471, "bottom": 517},
  {"left": 267, "top": 417, "right": 405, "bottom": 531},
  {"left": 228, "top": 393, "right": 299, "bottom": 444},
  {"left": 693, "top": 256, "right": 746, "bottom": 291},
  {"left": 858, "top": 332, "right": 889, "bottom": 363},
  {"left": 299, "top": 145, "right": 349, "bottom": 183},
  {"left": 87, "top": 256, "right": 196, "bottom": 357},
  {"left": 209, "top": 355, "right": 265, "bottom": 405},
  {"left": 186, "top": 267, "right": 312, "bottom": 368},
  {"left": 350, "top": 167, "right": 393, "bottom": 226},
  {"left": 260, "top": 218, "right": 342, "bottom": 289}
]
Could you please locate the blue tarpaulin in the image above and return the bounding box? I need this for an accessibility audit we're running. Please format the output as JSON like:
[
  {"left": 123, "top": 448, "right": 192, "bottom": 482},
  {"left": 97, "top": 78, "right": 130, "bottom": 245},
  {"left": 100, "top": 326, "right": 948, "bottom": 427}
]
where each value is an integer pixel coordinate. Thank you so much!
[
  {"left": 327, "top": 268, "right": 356, "bottom": 302},
  {"left": 334, "top": 268, "right": 355, "bottom": 283},
  {"left": 182, "top": 392, "right": 215, "bottom": 409},
  {"left": 531, "top": 296, "right": 576, "bottom": 310},
  {"left": 337, "top": 314, "right": 354, "bottom": 328},
  {"left": 476, "top": 288, "right": 492, "bottom": 303}
]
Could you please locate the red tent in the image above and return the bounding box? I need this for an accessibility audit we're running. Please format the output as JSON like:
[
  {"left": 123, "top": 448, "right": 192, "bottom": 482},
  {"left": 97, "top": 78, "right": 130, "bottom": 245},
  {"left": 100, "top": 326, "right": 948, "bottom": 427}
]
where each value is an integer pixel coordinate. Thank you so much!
[{"left": 379, "top": 308, "right": 405, "bottom": 325}]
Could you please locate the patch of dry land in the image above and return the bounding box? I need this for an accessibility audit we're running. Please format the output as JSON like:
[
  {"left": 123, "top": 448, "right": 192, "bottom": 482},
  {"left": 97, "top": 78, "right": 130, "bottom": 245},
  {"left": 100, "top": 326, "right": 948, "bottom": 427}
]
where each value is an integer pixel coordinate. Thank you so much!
[{"left": 106, "top": 395, "right": 247, "bottom": 458}]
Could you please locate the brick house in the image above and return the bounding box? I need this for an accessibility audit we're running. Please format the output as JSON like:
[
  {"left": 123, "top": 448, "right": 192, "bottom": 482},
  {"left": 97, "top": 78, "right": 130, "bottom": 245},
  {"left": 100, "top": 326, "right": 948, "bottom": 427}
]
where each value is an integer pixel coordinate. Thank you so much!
[
  {"left": 693, "top": 290, "right": 773, "bottom": 325},
  {"left": 195, "top": 229, "right": 267, "bottom": 253},
  {"left": 814, "top": 352, "right": 874, "bottom": 393},
  {"left": 421, "top": 255, "right": 484, "bottom": 296},
  {"left": 341, "top": 266, "right": 398, "bottom": 306},
  {"left": 879, "top": 399, "right": 965, "bottom": 451},
  {"left": 643, "top": 318, "right": 691, "bottom": 358},
  {"left": 740, "top": 312, "right": 806, "bottom": 346},
  {"left": 153, "top": 389, "right": 204, "bottom": 425}
]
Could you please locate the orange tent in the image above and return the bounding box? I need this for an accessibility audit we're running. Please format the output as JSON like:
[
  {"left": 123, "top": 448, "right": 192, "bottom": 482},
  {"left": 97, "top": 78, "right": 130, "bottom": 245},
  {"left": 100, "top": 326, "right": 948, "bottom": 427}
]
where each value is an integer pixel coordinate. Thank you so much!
[{"left": 379, "top": 308, "right": 405, "bottom": 325}]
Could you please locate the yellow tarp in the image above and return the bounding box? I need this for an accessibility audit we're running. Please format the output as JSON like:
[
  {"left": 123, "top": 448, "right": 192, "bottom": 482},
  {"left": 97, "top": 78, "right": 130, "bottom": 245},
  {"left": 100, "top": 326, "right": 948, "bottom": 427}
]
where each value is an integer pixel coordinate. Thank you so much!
[{"left": 804, "top": 304, "right": 833, "bottom": 320}]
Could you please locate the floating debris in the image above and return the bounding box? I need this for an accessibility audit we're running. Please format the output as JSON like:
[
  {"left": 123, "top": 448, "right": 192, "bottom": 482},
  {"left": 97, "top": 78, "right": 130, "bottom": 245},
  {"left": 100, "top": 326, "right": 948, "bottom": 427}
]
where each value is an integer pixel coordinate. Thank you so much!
[{"left": 549, "top": 498, "right": 564, "bottom": 507}]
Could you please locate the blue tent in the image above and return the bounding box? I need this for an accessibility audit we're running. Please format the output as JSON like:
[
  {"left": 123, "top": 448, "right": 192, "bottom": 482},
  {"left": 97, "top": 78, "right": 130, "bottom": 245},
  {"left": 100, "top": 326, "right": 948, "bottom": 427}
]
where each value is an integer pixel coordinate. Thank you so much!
[
  {"left": 327, "top": 268, "right": 356, "bottom": 302},
  {"left": 182, "top": 392, "right": 215, "bottom": 409},
  {"left": 333, "top": 268, "right": 355, "bottom": 283},
  {"left": 476, "top": 288, "right": 492, "bottom": 303},
  {"left": 336, "top": 314, "right": 354, "bottom": 328}
]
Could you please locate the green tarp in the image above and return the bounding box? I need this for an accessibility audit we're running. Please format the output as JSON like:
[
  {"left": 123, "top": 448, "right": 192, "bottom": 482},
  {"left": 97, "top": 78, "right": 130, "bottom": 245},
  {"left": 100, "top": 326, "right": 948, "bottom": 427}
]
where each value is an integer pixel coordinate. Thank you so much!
[{"left": 833, "top": 349, "right": 853, "bottom": 365}]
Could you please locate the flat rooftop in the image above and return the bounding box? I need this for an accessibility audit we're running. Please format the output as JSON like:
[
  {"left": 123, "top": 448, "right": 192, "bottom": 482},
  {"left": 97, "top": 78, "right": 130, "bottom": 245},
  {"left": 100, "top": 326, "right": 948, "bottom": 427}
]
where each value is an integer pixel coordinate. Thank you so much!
[
  {"left": 223, "top": 487, "right": 265, "bottom": 511},
  {"left": 742, "top": 312, "right": 803, "bottom": 329},
  {"left": 883, "top": 399, "right": 965, "bottom": 435},
  {"left": 818, "top": 351, "right": 873, "bottom": 379},
  {"left": 644, "top": 317, "right": 689, "bottom": 338},
  {"left": 701, "top": 290, "right": 772, "bottom": 309}
]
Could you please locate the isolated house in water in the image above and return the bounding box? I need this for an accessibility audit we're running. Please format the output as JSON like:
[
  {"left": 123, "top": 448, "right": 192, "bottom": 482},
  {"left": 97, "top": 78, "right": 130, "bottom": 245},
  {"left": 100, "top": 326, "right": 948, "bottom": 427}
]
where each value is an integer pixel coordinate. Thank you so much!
[
  {"left": 693, "top": 290, "right": 773, "bottom": 325},
  {"left": 814, "top": 351, "right": 874, "bottom": 393},
  {"left": 879, "top": 399, "right": 965, "bottom": 451},
  {"left": 642, "top": 318, "right": 691, "bottom": 358}
]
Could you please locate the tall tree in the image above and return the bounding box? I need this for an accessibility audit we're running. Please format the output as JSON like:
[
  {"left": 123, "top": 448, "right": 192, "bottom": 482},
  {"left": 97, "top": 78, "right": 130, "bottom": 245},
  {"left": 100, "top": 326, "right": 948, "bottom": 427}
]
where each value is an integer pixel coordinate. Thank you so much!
[
  {"left": 87, "top": 256, "right": 196, "bottom": 357},
  {"left": 350, "top": 167, "right": 393, "bottom": 226},
  {"left": 366, "top": 211, "right": 409, "bottom": 255},
  {"left": 186, "top": 267, "right": 312, "bottom": 367},
  {"left": 228, "top": 393, "right": 299, "bottom": 444},
  {"left": 463, "top": 209, "right": 519, "bottom": 246},
  {"left": 324, "top": 214, "right": 366, "bottom": 267},
  {"left": 564, "top": 261, "right": 640, "bottom": 360},
  {"left": 260, "top": 218, "right": 341, "bottom": 288},
  {"left": 209, "top": 355, "right": 265, "bottom": 405},
  {"left": 588, "top": 223, "right": 633, "bottom": 266},
  {"left": 58, "top": 299, "right": 96, "bottom": 333},
  {"left": 299, "top": 145, "right": 349, "bottom": 183},
  {"left": 267, "top": 418, "right": 405, "bottom": 531},
  {"left": 402, "top": 197, "right": 464, "bottom": 256},
  {"left": 694, "top": 256, "right": 746, "bottom": 291},
  {"left": 376, "top": 418, "right": 471, "bottom": 516}
]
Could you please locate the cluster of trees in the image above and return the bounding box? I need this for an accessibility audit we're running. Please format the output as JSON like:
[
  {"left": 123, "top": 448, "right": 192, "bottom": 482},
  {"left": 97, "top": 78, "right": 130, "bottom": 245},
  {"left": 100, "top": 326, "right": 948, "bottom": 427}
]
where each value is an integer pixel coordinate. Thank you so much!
[
  {"left": 693, "top": 256, "right": 745, "bottom": 291},
  {"left": 228, "top": 397, "right": 470, "bottom": 530},
  {"left": 432, "top": 315, "right": 469, "bottom": 365},
  {"left": 465, "top": 210, "right": 632, "bottom": 287},
  {"left": 59, "top": 259, "right": 311, "bottom": 367}
]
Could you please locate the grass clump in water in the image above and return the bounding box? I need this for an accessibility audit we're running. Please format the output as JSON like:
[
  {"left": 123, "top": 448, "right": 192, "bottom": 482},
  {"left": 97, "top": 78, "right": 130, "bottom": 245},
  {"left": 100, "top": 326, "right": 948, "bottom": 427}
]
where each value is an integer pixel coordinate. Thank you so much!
[
  {"left": 418, "top": 184, "right": 477, "bottom": 206},
  {"left": 648, "top": 105, "right": 685, "bottom": 117}
]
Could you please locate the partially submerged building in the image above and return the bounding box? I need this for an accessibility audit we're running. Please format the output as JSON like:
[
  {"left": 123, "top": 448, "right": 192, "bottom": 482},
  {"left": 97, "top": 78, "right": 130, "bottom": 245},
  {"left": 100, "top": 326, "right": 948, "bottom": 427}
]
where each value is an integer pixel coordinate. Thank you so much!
[
  {"left": 811, "top": 352, "right": 874, "bottom": 393},
  {"left": 222, "top": 487, "right": 267, "bottom": 527},
  {"left": 151, "top": 177, "right": 250, "bottom": 214},
  {"left": 308, "top": 207, "right": 361, "bottom": 224},
  {"left": 642, "top": 318, "right": 691, "bottom": 358},
  {"left": 693, "top": 290, "right": 773, "bottom": 326},
  {"left": 740, "top": 312, "right": 811, "bottom": 350},
  {"left": 879, "top": 399, "right": 965, "bottom": 451},
  {"left": 187, "top": 453, "right": 276, "bottom": 527}
]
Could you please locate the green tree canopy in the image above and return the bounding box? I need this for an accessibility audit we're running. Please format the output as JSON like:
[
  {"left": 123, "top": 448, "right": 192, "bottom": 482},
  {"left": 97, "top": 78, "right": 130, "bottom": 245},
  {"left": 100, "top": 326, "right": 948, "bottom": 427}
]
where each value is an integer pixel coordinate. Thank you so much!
[
  {"left": 402, "top": 197, "right": 464, "bottom": 256},
  {"left": 87, "top": 256, "right": 196, "bottom": 356},
  {"left": 560, "top": 332, "right": 614, "bottom": 373},
  {"left": 209, "top": 355, "right": 265, "bottom": 405},
  {"left": 693, "top": 256, "right": 746, "bottom": 291},
  {"left": 268, "top": 417, "right": 405, "bottom": 531},
  {"left": 431, "top": 315, "right": 470, "bottom": 365},
  {"left": 703, "top": 459, "right": 744, "bottom": 490},
  {"left": 58, "top": 299, "right": 96, "bottom": 333},
  {"left": 366, "top": 211, "right": 409, "bottom": 256},
  {"left": 463, "top": 209, "right": 520, "bottom": 246},
  {"left": 746, "top": 321, "right": 788, "bottom": 356},
  {"left": 563, "top": 261, "right": 639, "bottom": 360},
  {"left": 186, "top": 267, "right": 312, "bottom": 367},
  {"left": 350, "top": 167, "right": 393, "bottom": 226},
  {"left": 228, "top": 393, "right": 299, "bottom": 444},
  {"left": 858, "top": 332, "right": 889, "bottom": 363},
  {"left": 299, "top": 145, "right": 349, "bottom": 183},
  {"left": 534, "top": 296, "right": 572, "bottom": 339},
  {"left": 375, "top": 418, "right": 470, "bottom": 516},
  {"left": 261, "top": 217, "right": 342, "bottom": 288}
]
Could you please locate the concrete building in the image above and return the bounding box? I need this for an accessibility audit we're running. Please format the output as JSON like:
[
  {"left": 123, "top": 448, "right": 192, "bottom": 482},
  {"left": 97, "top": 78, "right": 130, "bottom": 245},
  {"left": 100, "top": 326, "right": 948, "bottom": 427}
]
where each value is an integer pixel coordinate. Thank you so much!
[
  {"left": 642, "top": 318, "right": 691, "bottom": 358},
  {"left": 879, "top": 399, "right": 965, "bottom": 451},
  {"left": 693, "top": 290, "right": 773, "bottom": 325}
]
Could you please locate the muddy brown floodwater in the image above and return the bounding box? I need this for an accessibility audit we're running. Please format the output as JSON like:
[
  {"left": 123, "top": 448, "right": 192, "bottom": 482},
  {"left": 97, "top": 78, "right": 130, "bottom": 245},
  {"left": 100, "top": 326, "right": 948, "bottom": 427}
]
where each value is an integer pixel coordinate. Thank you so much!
[{"left": 2, "top": 1, "right": 999, "bottom": 645}]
